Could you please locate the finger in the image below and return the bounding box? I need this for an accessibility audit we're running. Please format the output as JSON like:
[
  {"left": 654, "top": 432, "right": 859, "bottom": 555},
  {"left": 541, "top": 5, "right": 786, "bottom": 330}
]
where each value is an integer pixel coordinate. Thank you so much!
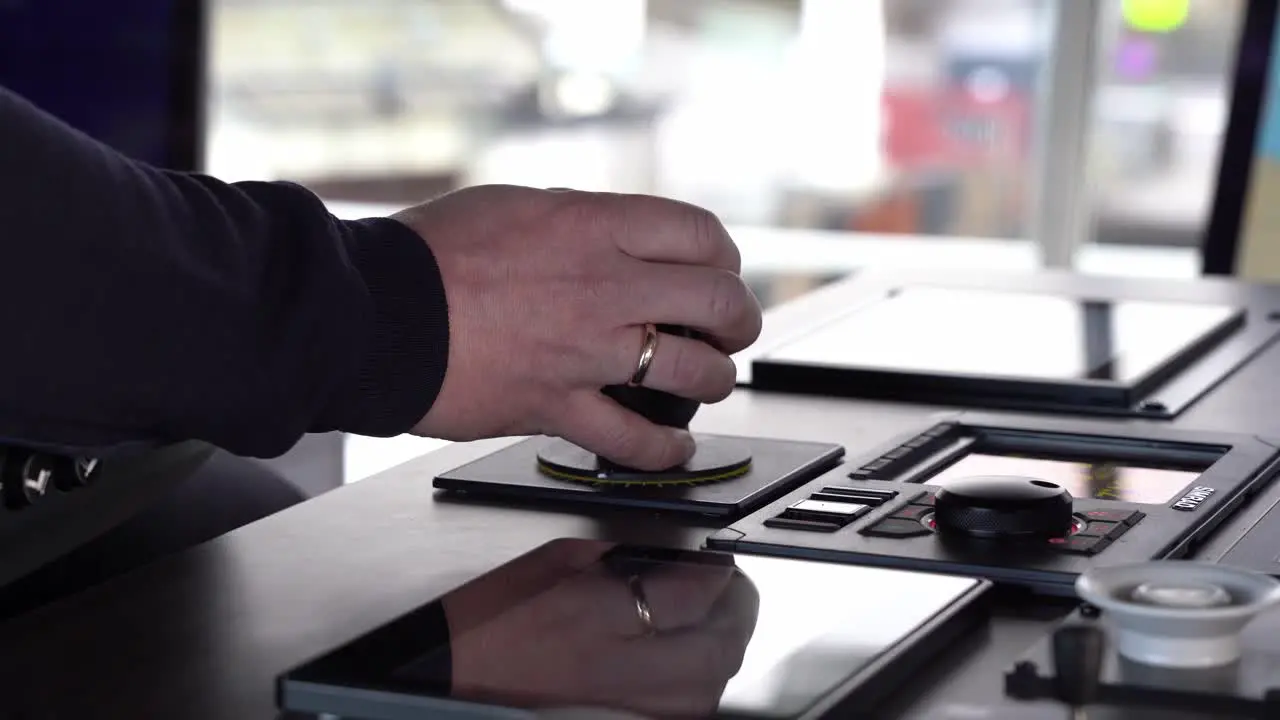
[
  {"left": 605, "top": 193, "right": 741, "bottom": 273},
  {"left": 620, "top": 264, "right": 763, "bottom": 354},
  {"left": 557, "top": 390, "right": 696, "bottom": 471},
  {"left": 604, "top": 327, "right": 736, "bottom": 403},
  {"left": 573, "top": 560, "right": 735, "bottom": 637},
  {"left": 600, "top": 630, "right": 745, "bottom": 715},
  {"left": 637, "top": 562, "right": 737, "bottom": 633},
  {"left": 700, "top": 571, "right": 761, "bottom": 671}
]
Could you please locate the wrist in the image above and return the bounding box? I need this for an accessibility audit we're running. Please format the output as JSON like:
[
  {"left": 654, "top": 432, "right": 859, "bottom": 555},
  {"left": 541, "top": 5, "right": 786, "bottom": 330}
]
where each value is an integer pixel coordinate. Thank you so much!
[{"left": 316, "top": 216, "right": 450, "bottom": 436}]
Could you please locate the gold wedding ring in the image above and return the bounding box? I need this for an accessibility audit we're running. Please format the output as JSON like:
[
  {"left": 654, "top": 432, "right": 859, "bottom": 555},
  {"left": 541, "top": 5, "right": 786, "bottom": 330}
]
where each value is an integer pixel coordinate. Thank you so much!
[
  {"left": 627, "top": 573, "right": 657, "bottom": 636},
  {"left": 628, "top": 323, "right": 659, "bottom": 387}
]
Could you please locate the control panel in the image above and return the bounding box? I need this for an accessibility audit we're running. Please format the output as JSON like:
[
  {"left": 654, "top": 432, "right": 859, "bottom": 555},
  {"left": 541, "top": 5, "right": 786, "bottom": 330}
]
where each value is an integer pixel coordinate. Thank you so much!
[{"left": 707, "top": 413, "right": 1280, "bottom": 595}]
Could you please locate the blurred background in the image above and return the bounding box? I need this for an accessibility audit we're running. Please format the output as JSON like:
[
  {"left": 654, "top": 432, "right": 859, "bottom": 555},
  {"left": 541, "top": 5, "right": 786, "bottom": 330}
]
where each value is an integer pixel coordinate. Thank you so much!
[
  {"left": 196, "top": 0, "right": 1245, "bottom": 481},
  {"left": 206, "top": 0, "right": 1241, "bottom": 293}
]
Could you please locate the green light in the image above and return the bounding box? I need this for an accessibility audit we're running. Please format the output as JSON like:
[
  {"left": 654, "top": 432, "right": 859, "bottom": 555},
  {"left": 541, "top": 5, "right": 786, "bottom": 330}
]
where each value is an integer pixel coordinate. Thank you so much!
[{"left": 1122, "top": 0, "right": 1191, "bottom": 33}]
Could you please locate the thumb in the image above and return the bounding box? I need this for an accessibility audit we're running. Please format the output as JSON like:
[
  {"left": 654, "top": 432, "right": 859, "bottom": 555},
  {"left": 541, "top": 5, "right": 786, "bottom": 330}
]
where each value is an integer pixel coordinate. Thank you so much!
[{"left": 557, "top": 391, "right": 696, "bottom": 471}]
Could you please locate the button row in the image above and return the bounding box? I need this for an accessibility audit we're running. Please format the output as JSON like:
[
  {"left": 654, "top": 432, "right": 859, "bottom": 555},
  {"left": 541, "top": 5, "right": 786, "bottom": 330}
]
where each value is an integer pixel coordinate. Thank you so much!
[
  {"left": 848, "top": 423, "right": 958, "bottom": 481},
  {"left": 859, "top": 490, "right": 937, "bottom": 538},
  {"left": 764, "top": 486, "right": 900, "bottom": 532},
  {"left": 1048, "top": 510, "right": 1145, "bottom": 555}
]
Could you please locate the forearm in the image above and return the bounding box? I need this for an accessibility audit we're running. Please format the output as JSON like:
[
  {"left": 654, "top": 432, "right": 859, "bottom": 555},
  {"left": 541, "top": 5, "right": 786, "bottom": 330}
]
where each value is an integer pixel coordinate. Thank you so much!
[{"left": 0, "top": 87, "right": 449, "bottom": 457}]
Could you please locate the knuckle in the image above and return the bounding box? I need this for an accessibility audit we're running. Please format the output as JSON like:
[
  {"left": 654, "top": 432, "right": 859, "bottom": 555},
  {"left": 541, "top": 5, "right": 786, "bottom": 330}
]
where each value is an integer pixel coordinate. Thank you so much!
[
  {"left": 599, "top": 418, "right": 645, "bottom": 462},
  {"left": 706, "top": 270, "right": 746, "bottom": 328},
  {"left": 685, "top": 205, "right": 725, "bottom": 263},
  {"left": 551, "top": 190, "right": 615, "bottom": 238},
  {"left": 665, "top": 339, "right": 706, "bottom": 391}
]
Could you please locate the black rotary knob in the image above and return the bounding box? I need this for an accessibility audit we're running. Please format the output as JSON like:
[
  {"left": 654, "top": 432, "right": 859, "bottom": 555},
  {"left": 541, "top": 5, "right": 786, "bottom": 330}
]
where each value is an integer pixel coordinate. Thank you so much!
[
  {"left": 601, "top": 325, "right": 702, "bottom": 429},
  {"left": 933, "top": 475, "right": 1074, "bottom": 541}
]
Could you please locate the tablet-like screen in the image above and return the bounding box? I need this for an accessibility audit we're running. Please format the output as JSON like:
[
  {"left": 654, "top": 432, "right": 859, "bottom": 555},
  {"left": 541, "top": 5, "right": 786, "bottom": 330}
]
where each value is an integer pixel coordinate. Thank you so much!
[
  {"left": 285, "top": 540, "right": 986, "bottom": 719},
  {"left": 765, "top": 287, "right": 1241, "bottom": 385},
  {"left": 924, "top": 452, "right": 1203, "bottom": 505}
]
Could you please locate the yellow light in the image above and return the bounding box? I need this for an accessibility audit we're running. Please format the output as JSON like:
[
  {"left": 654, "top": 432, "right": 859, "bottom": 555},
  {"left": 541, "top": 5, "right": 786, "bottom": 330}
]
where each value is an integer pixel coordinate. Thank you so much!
[{"left": 1122, "top": 0, "right": 1191, "bottom": 33}]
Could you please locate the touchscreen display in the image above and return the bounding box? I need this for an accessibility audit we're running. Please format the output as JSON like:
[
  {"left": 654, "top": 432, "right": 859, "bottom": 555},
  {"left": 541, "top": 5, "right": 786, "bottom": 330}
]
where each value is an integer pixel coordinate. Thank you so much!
[
  {"left": 924, "top": 452, "right": 1201, "bottom": 504},
  {"left": 391, "top": 544, "right": 980, "bottom": 718},
  {"left": 766, "top": 287, "right": 1241, "bottom": 384}
]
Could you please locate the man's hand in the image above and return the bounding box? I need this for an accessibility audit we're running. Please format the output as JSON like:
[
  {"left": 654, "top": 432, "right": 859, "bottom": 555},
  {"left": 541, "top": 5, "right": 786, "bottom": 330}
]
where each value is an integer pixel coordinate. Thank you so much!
[{"left": 393, "top": 185, "right": 762, "bottom": 470}]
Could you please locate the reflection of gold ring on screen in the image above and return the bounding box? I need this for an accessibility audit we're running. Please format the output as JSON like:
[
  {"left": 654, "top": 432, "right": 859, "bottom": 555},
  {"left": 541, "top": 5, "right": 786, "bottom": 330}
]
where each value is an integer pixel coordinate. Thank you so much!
[{"left": 627, "top": 574, "right": 657, "bottom": 636}]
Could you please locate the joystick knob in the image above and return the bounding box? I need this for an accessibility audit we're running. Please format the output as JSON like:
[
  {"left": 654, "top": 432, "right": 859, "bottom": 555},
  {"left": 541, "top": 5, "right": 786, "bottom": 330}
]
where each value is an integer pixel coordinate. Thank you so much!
[
  {"left": 933, "top": 475, "right": 1074, "bottom": 541},
  {"left": 536, "top": 324, "right": 753, "bottom": 484},
  {"left": 601, "top": 325, "right": 701, "bottom": 429}
]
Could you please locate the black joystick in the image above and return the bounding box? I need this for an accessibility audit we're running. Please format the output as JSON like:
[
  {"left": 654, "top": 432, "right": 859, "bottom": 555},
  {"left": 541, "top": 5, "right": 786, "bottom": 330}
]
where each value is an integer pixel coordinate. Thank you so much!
[
  {"left": 932, "top": 475, "right": 1074, "bottom": 541},
  {"left": 535, "top": 325, "right": 753, "bottom": 487},
  {"left": 1051, "top": 623, "right": 1106, "bottom": 720}
]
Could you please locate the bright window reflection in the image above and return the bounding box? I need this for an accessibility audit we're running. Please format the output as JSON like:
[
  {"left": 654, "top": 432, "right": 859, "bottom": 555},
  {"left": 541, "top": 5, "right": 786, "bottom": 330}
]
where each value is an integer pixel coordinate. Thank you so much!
[{"left": 208, "top": 0, "right": 1244, "bottom": 307}]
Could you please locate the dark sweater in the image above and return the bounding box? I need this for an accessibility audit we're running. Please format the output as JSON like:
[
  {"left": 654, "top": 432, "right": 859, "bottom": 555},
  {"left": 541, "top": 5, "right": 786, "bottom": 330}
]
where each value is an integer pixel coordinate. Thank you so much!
[{"left": 0, "top": 86, "right": 450, "bottom": 457}]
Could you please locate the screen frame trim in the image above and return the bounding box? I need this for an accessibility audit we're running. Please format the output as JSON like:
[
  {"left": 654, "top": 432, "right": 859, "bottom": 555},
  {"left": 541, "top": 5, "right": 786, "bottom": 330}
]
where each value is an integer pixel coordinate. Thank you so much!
[
  {"left": 754, "top": 285, "right": 1248, "bottom": 409},
  {"left": 164, "top": 0, "right": 207, "bottom": 172},
  {"left": 1202, "top": 0, "right": 1280, "bottom": 276},
  {"left": 876, "top": 417, "right": 1269, "bottom": 516}
]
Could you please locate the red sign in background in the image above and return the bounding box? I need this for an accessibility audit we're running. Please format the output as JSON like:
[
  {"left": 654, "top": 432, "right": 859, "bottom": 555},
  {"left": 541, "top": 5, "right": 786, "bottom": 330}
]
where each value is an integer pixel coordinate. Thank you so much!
[{"left": 881, "top": 87, "right": 1031, "bottom": 171}]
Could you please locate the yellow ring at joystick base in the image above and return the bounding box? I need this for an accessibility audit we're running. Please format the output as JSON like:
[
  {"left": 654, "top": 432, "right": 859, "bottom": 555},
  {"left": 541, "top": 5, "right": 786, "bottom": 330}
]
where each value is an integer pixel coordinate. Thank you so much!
[{"left": 536, "top": 436, "right": 753, "bottom": 488}]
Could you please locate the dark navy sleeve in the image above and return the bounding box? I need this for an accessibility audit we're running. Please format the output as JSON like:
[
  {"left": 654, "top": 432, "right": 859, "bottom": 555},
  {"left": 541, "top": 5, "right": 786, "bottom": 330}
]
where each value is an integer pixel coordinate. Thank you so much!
[{"left": 0, "top": 86, "right": 450, "bottom": 458}]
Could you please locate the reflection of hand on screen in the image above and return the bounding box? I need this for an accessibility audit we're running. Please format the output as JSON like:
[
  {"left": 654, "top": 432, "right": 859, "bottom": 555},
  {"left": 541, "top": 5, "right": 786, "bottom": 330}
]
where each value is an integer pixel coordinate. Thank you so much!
[{"left": 445, "top": 546, "right": 760, "bottom": 718}]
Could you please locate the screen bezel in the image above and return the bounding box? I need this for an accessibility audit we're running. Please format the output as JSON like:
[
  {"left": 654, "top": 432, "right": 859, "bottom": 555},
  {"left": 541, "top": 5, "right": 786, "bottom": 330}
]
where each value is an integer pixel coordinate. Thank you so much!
[
  {"left": 747, "top": 281, "right": 1276, "bottom": 421},
  {"left": 275, "top": 541, "right": 992, "bottom": 720},
  {"left": 165, "top": 0, "right": 208, "bottom": 172},
  {"left": 1202, "top": 0, "right": 1280, "bottom": 276},
  {"left": 760, "top": 286, "right": 1247, "bottom": 402},
  {"left": 903, "top": 427, "right": 1221, "bottom": 507}
]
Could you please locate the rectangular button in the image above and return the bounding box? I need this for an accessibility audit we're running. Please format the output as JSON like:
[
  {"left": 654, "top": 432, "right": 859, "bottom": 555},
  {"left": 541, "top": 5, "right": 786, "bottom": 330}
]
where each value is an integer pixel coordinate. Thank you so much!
[
  {"left": 882, "top": 448, "right": 910, "bottom": 460},
  {"left": 923, "top": 423, "right": 956, "bottom": 438},
  {"left": 1076, "top": 521, "right": 1127, "bottom": 541},
  {"left": 821, "top": 486, "right": 898, "bottom": 501},
  {"left": 1081, "top": 509, "right": 1145, "bottom": 527},
  {"left": 787, "top": 499, "right": 870, "bottom": 520},
  {"left": 1049, "top": 534, "right": 1112, "bottom": 555},
  {"left": 909, "top": 492, "right": 936, "bottom": 507},
  {"left": 863, "top": 459, "right": 891, "bottom": 472},
  {"left": 809, "top": 491, "right": 885, "bottom": 506},
  {"left": 859, "top": 518, "right": 934, "bottom": 538},
  {"left": 765, "top": 517, "right": 841, "bottom": 533},
  {"left": 891, "top": 504, "right": 932, "bottom": 521}
]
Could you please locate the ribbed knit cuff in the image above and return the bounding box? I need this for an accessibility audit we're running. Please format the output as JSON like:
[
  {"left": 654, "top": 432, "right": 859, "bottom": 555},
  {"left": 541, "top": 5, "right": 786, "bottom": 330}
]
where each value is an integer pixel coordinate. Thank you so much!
[{"left": 335, "top": 216, "right": 450, "bottom": 437}]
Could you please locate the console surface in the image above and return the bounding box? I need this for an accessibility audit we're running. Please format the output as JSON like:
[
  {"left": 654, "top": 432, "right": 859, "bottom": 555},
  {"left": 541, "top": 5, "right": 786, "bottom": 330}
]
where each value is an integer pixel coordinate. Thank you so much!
[
  {"left": 707, "top": 413, "right": 1280, "bottom": 595},
  {"left": 751, "top": 285, "right": 1280, "bottom": 419}
]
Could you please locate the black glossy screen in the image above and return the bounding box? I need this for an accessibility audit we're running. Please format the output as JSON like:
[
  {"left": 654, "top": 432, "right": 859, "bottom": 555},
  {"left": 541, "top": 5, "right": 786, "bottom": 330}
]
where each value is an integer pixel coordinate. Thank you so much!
[
  {"left": 767, "top": 287, "right": 1241, "bottom": 385},
  {"left": 390, "top": 542, "right": 981, "bottom": 718},
  {"left": 924, "top": 452, "right": 1203, "bottom": 504}
]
